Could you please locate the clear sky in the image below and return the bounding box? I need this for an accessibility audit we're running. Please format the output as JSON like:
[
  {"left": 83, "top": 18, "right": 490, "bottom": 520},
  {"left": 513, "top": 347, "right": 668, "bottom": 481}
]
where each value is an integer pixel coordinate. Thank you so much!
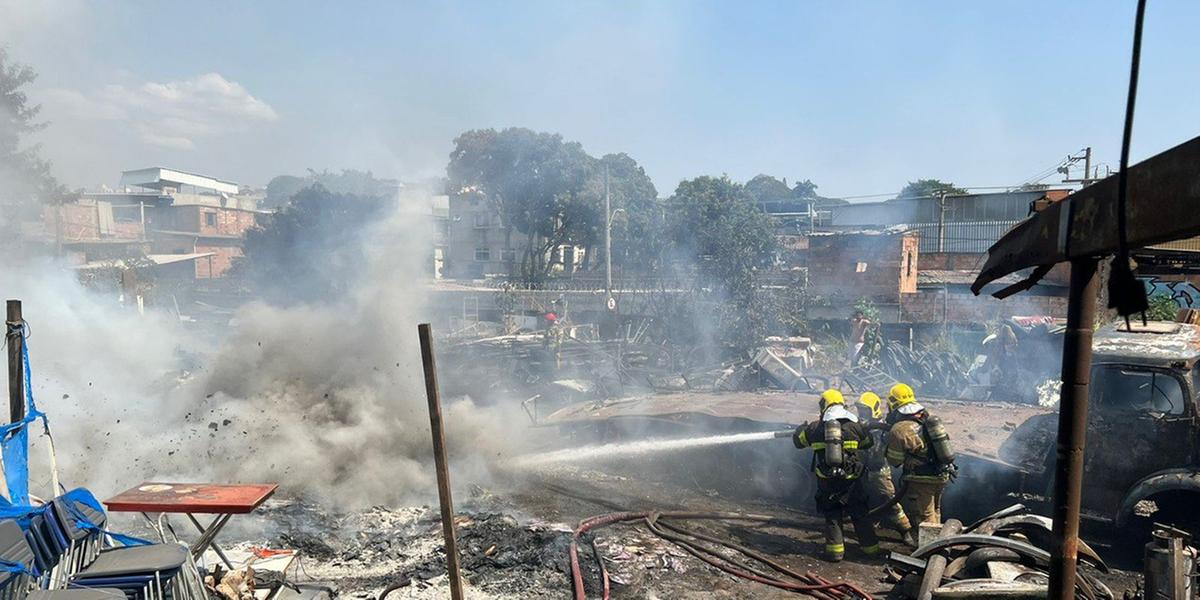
[{"left": 4, "top": 1, "right": 1198, "bottom": 198}]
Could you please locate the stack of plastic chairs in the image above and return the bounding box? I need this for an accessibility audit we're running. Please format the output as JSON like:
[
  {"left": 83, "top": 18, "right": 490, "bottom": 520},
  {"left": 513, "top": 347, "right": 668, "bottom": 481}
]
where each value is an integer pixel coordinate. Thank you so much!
[
  {"left": 30, "top": 490, "right": 202, "bottom": 600},
  {"left": 1, "top": 323, "right": 204, "bottom": 600}
]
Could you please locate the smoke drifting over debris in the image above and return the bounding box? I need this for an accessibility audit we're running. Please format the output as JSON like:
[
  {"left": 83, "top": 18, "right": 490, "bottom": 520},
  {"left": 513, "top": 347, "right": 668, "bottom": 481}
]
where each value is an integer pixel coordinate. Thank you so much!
[{"left": 2, "top": 200, "right": 522, "bottom": 507}]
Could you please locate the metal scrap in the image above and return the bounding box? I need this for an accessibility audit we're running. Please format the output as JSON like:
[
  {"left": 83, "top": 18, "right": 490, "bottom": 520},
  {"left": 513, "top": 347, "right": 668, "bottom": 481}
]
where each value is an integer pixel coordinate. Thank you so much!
[{"left": 888, "top": 505, "right": 1112, "bottom": 600}]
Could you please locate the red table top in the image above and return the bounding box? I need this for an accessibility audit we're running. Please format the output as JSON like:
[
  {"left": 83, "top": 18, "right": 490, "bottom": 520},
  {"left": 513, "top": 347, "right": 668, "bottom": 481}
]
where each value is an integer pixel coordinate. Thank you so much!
[{"left": 104, "top": 482, "right": 278, "bottom": 514}]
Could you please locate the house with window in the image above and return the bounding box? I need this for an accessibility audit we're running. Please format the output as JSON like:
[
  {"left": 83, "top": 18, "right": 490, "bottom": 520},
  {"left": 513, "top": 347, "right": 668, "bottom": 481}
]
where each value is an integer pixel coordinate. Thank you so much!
[{"left": 37, "top": 167, "right": 264, "bottom": 280}]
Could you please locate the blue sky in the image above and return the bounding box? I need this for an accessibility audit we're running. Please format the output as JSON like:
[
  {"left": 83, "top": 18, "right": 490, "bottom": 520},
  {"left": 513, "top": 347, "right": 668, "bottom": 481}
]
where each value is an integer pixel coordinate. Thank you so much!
[{"left": 4, "top": 1, "right": 1198, "bottom": 198}]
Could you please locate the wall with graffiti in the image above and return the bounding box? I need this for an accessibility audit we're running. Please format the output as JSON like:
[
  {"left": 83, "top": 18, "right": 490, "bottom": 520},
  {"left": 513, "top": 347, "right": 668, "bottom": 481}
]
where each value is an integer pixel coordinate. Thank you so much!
[{"left": 1141, "top": 276, "right": 1200, "bottom": 308}]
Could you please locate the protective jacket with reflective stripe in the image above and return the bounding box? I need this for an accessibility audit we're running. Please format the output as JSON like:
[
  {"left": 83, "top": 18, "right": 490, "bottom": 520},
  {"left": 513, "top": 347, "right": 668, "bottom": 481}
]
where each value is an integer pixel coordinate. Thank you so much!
[
  {"left": 885, "top": 417, "right": 949, "bottom": 483},
  {"left": 794, "top": 418, "right": 873, "bottom": 480}
]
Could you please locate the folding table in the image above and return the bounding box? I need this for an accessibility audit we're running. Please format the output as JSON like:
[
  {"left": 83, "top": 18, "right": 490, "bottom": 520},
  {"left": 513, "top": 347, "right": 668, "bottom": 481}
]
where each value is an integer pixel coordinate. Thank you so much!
[{"left": 104, "top": 482, "right": 278, "bottom": 570}]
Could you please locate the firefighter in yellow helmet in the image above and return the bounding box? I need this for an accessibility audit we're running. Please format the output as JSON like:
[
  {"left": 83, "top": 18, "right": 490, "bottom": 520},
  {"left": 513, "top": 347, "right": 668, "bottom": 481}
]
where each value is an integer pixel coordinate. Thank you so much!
[
  {"left": 793, "top": 389, "right": 880, "bottom": 561},
  {"left": 883, "top": 383, "right": 956, "bottom": 526},
  {"left": 856, "top": 392, "right": 916, "bottom": 546}
]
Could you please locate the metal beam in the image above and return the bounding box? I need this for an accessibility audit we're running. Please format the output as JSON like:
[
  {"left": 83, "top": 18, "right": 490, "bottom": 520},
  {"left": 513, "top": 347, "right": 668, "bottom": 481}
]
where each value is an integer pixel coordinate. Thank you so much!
[{"left": 972, "top": 135, "right": 1200, "bottom": 295}]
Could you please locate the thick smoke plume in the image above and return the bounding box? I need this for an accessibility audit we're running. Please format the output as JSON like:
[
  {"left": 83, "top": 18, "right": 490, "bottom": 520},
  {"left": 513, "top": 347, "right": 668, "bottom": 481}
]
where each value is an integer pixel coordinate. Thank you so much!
[{"left": 3, "top": 200, "right": 522, "bottom": 507}]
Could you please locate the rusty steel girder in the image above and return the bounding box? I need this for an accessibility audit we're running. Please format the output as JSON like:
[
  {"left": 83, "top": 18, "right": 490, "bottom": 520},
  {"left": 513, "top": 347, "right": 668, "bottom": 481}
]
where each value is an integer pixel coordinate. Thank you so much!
[{"left": 972, "top": 135, "right": 1200, "bottom": 295}]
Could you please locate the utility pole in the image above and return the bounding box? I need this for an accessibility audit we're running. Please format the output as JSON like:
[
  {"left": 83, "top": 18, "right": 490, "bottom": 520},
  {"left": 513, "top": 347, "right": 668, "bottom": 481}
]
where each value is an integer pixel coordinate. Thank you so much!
[
  {"left": 1060, "top": 147, "right": 1098, "bottom": 187},
  {"left": 935, "top": 191, "right": 947, "bottom": 253},
  {"left": 604, "top": 164, "right": 612, "bottom": 302},
  {"left": 6, "top": 300, "right": 25, "bottom": 424}
]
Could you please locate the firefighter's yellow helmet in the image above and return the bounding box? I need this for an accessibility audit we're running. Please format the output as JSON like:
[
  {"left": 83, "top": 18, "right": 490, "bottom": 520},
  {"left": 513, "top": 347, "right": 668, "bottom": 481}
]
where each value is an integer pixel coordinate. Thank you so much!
[
  {"left": 859, "top": 392, "right": 883, "bottom": 420},
  {"left": 819, "top": 389, "right": 845, "bottom": 412},
  {"left": 888, "top": 383, "right": 916, "bottom": 410}
]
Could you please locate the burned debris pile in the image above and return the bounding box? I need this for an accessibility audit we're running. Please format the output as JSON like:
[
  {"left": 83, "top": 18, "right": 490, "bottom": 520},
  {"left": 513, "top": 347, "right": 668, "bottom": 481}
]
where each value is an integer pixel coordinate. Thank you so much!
[
  {"left": 887, "top": 504, "right": 1112, "bottom": 600},
  {"left": 259, "top": 502, "right": 574, "bottom": 599}
]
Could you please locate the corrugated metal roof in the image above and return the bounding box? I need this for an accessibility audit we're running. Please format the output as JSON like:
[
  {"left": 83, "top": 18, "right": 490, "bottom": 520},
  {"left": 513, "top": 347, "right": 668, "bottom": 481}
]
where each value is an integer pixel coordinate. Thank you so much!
[{"left": 70, "top": 252, "right": 216, "bottom": 270}]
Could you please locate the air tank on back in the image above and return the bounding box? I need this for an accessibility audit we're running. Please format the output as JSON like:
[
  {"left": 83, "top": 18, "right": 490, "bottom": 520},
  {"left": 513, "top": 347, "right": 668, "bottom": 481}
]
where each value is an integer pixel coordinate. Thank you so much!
[
  {"left": 924, "top": 414, "right": 956, "bottom": 465},
  {"left": 823, "top": 419, "right": 844, "bottom": 468}
]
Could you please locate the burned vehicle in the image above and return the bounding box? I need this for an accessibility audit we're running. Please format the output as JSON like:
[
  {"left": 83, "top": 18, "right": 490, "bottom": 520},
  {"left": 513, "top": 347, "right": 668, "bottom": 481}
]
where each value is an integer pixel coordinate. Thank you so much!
[{"left": 960, "top": 320, "right": 1200, "bottom": 534}]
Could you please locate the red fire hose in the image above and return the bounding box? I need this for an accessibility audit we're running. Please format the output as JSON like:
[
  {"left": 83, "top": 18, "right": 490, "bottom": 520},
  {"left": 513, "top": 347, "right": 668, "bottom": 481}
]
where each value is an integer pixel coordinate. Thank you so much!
[{"left": 568, "top": 510, "right": 875, "bottom": 600}]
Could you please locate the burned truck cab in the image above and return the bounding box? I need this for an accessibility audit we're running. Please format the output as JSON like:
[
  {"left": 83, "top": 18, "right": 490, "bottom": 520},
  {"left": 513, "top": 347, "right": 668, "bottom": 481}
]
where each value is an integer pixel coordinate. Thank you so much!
[{"left": 1087, "top": 321, "right": 1200, "bottom": 533}]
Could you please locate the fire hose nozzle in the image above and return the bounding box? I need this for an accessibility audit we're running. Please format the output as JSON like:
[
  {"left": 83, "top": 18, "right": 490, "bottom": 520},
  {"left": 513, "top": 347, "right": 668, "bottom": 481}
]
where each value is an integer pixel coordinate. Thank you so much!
[{"left": 773, "top": 429, "right": 795, "bottom": 439}]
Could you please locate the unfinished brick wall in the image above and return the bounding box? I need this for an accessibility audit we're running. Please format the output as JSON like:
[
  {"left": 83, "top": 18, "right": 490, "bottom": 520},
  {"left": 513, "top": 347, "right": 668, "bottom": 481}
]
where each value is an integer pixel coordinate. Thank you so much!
[
  {"left": 919, "top": 252, "right": 984, "bottom": 271},
  {"left": 901, "top": 290, "right": 1068, "bottom": 323},
  {"left": 808, "top": 231, "right": 919, "bottom": 302},
  {"left": 194, "top": 244, "right": 243, "bottom": 278}
]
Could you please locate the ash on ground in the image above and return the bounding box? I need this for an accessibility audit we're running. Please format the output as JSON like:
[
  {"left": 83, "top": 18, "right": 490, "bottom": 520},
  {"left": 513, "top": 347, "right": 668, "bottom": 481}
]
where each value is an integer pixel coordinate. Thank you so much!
[{"left": 226, "top": 500, "right": 575, "bottom": 600}]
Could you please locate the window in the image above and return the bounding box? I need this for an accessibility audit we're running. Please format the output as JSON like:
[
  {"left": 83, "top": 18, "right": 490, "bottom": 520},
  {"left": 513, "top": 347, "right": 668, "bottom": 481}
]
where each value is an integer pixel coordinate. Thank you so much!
[
  {"left": 501, "top": 248, "right": 516, "bottom": 262},
  {"left": 473, "top": 212, "right": 490, "bottom": 228},
  {"left": 855, "top": 261, "right": 868, "bottom": 273},
  {"left": 474, "top": 247, "right": 491, "bottom": 262},
  {"left": 1092, "top": 366, "right": 1186, "bottom": 416},
  {"left": 204, "top": 212, "right": 217, "bottom": 227},
  {"left": 906, "top": 252, "right": 914, "bottom": 278}
]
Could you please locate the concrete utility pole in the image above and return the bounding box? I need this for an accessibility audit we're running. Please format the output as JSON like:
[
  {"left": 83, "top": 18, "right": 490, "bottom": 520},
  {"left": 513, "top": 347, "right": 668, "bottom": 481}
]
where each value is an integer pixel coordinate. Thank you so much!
[{"left": 604, "top": 164, "right": 612, "bottom": 301}]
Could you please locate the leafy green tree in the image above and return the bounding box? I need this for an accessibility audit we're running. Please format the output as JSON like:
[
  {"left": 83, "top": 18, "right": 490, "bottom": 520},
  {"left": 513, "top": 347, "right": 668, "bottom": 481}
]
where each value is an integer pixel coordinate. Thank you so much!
[
  {"left": 744, "top": 174, "right": 793, "bottom": 204},
  {"left": 0, "top": 48, "right": 64, "bottom": 214},
  {"left": 665, "top": 176, "right": 778, "bottom": 353},
  {"left": 896, "top": 179, "right": 967, "bottom": 200},
  {"left": 235, "top": 184, "right": 390, "bottom": 304},
  {"left": 593, "top": 153, "right": 661, "bottom": 272},
  {"left": 1145, "top": 294, "right": 1180, "bottom": 321},
  {"left": 264, "top": 169, "right": 399, "bottom": 209},
  {"left": 447, "top": 128, "right": 601, "bottom": 281}
]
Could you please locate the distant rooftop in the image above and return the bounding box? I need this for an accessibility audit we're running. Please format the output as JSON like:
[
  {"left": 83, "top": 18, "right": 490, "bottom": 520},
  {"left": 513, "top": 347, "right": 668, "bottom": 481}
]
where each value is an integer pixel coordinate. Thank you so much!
[{"left": 120, "top": 167, "right": 239, "bottom": 196}]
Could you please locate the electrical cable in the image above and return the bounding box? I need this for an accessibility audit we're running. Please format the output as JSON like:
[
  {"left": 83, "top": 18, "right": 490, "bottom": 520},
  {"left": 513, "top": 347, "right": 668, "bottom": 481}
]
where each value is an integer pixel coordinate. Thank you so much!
[{"left": 1107, "top": 0, "right": 1149, "bottom": 324}]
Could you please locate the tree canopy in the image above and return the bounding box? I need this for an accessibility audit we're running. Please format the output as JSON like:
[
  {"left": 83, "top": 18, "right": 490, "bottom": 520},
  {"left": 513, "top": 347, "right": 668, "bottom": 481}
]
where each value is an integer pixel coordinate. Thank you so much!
[
  {"left": 896, "top": 178, "right": 967, "bottom": 200},
  {"left": 663, "top": 176, "right": 778, "bottom": 352},
  {"left": 235, "top": 184, "right": 391, "bottom": 304},
  {"left": 264, "top": 169, "right": 399, "bottom": 208},
  {"left": 446, "top": 127, "right": 659, "bottom": 280},
  {"left": 0, "top": 48, "right": 64, "bottom": 211}
]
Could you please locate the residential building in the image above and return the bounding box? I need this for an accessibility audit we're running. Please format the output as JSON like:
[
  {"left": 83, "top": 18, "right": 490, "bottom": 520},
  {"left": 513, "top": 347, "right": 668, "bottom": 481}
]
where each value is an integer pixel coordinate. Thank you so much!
[
  {"left": 34, "top": 167, "right": 263, "bottom": 280},
  {"left": 444, "top": 191, "right": 585, "bottom": 279}
]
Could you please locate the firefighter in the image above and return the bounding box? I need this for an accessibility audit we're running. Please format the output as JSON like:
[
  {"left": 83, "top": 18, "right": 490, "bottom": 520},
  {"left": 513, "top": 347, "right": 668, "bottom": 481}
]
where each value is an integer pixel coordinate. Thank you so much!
[
  {"left": 884, "top": 383, "right": 956, "bottom": 527},
  {"left": 793, "top": 389, "right": 881, "bottom": 561},
  {"left": 857, "top": 392, "right": 916, "bottom": 546}
]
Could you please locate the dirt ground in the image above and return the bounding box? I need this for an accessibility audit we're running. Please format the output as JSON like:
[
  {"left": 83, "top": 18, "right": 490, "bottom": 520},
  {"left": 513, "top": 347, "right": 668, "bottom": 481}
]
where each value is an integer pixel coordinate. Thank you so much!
[{"left": 137, "top": 437, "right": 1138, "bottom": 600}]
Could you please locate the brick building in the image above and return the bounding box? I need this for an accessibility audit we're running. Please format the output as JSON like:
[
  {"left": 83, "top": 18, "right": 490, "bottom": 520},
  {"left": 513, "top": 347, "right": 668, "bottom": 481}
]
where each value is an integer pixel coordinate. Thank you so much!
[
  {"left": 806, "top": 230, "right": 919, "bottom": 320},
  {"left": 36, "top": 168, "right": 262, "bottom": 279}
]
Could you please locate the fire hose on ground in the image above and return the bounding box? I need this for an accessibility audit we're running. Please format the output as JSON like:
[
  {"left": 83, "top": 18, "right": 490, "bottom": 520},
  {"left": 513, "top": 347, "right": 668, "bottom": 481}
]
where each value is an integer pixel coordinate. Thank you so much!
[{"left": 568, "top": 510, "right": 875, "bottom": 600}]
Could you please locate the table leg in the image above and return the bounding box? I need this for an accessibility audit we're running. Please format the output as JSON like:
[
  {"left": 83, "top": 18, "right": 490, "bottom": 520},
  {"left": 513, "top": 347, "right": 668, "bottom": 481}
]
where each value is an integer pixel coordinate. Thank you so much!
[{"left": 186, "top": 513, "right": 235, "bottom": 569}]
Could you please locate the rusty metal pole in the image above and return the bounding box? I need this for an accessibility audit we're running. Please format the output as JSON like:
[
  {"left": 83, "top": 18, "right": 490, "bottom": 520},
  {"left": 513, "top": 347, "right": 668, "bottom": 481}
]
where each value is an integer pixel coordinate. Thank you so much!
[
  {"left": 1048, "top": 258, "right": 1099, "bottom": 600},
  {"left": 6, "top": 300, "right": 25, "bottom": 424},
  {"left": 417, "top": 323, "right": 465, "bottom": 600}
]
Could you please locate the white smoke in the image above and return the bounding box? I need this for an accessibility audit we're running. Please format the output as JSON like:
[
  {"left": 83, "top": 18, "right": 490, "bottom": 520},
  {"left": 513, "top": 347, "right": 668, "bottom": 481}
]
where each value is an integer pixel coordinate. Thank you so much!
[{"left": 4, "top": 202, "right": 522, "bottom": 507}]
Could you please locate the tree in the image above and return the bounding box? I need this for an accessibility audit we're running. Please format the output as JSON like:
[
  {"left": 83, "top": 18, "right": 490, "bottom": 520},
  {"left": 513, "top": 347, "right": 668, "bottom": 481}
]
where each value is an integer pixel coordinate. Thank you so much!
[
  {"left": 447, "top": 128, "right": 600, "bottom": 281},
  {"left": 896, "top": 179, "right": 967, "bottom": 200},
  {"left": 665, "top": 176, "right": 778, "bottom": 353},
  {"left": 0, "top": 48, "right": 64, "bottom": 213},
  {"left": 234, "top": 184, "right": 391, "bottom": 304},
  {"left": 594, "top": 153, "right": 661, "bottom": 272},
  {"left": 264, "top": 175, "right": 308, "bottom": 207},
  {"left": 744, "top": 174, "right": 793, "bottom": 205},
  {"left": 264, "top": 169, "right": 400, "bottom": 209}
]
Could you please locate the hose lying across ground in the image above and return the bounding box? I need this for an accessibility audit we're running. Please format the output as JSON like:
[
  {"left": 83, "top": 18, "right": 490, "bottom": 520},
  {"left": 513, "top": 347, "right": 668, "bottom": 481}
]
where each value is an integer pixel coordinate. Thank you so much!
[{"left": 568, "top": 510, "right": 875, "bottom": 600}]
